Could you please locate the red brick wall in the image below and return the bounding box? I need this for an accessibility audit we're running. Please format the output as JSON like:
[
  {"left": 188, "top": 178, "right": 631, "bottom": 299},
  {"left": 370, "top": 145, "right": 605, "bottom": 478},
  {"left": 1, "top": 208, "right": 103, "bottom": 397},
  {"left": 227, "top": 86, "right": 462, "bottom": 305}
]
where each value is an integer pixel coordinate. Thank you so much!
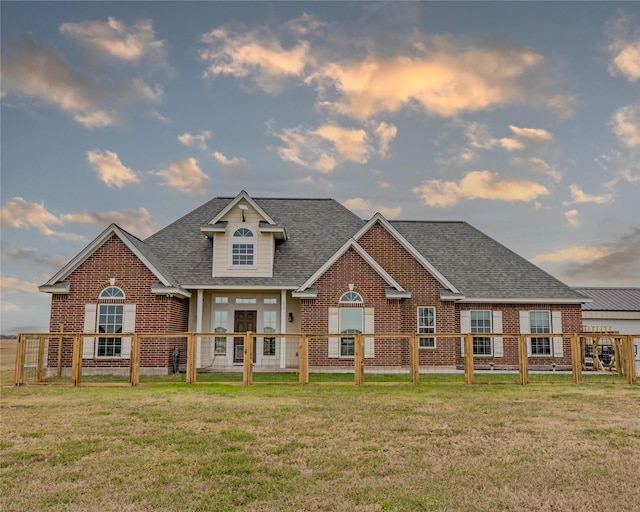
[{"left": 47, "top": 235, "right": 189, "bottom": 370}]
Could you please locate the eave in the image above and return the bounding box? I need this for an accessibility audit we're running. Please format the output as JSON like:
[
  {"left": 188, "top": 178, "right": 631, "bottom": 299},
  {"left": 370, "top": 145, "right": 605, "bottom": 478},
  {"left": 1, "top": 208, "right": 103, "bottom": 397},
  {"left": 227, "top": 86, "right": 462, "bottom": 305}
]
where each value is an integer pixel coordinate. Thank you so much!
[{"left": 38, "top": 281, "right": 71, "bottom": 294}]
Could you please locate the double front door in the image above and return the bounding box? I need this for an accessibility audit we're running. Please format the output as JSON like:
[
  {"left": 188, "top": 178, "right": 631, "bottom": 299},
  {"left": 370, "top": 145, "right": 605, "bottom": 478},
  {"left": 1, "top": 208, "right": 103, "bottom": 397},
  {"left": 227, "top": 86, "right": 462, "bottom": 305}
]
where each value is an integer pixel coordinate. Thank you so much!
[{"left": 233, "top": 310, "right": 256, "bottom": 363}]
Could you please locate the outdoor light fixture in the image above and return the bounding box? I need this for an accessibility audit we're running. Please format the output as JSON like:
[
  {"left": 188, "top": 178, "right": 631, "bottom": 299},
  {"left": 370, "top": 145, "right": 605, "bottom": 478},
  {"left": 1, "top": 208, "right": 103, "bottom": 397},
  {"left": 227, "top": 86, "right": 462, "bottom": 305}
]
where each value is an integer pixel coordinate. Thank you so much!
[{"left": 288, "top": 312, "right": 294, "bottom": 323}]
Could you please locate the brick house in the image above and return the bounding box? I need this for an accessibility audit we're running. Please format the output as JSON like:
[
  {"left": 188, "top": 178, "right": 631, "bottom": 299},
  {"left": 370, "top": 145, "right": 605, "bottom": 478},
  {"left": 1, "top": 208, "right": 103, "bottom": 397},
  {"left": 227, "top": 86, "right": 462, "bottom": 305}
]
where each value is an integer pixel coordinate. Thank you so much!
[{"left": 39, "top": 191, "right": 588, "bottom": 375}]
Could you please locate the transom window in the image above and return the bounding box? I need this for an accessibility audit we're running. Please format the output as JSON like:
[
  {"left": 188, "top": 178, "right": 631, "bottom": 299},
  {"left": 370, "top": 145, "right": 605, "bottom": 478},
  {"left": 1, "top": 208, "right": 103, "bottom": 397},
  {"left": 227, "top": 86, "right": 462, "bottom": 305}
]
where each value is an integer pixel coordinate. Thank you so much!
[
  {"left": 417, "top": 307, "right": 436, "bottom": 348},
  {"left": 231, "top": 228, "right": 255, "bottom": 266},
  {"left": 530, "top": 311, "right": 551, "bottom": 355},
  {"left": 99, "top": 286, "right": 124, "bottom": 299},
  {"left": 339, "top": 291, "right": 363, "bottom": 303},
  {"left": 471, "top": 310, "right": 492, "bottom": 355},
  {"left": 97, "top": 304, "right": 123, "bottom": 357}
]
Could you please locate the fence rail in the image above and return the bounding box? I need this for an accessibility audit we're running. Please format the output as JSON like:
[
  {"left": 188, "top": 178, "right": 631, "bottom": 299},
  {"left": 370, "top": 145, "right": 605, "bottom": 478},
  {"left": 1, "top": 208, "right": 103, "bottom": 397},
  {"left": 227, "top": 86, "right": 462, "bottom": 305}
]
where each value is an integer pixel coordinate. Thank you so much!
[{"left": 13, "top": 331, "right": 638, "bottom": 387}]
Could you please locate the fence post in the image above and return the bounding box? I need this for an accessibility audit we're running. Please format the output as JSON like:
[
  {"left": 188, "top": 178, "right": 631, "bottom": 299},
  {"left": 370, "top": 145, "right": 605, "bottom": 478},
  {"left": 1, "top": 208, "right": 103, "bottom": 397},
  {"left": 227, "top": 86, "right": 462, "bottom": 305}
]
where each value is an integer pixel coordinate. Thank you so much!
[
  {"left": 57, "top": 324, "right": 64, "bottom": 378},
  {"left": 243, "top": 331, "right": 253, "bottom": 386},
  {"left": 129, "top": 333, "right": 140, "bottom": 386},
  {"left": 626, "top": 335, "right": 637, "bottom": 385},
  {"left": 186, "top": 333, "right": 197, "bottom": 384},
  {"left": 571, "top": 334, "right": 582, "bottom": 385},
  {"left": 14, "top": 334, "right": 26, "bottom": 386},
  {"left": 464, "top": 334, "right": 474, "bottom": 384},
  {"left": 71, "top": 334, "right": 82, "bottom": 386},
  {"left": 518, "top": 334, "right": 528, "bottom": 385},
  {"left": 298, "top": 335, "right": 309, "bottom": 385},
  {"left": 36, "top": 335, "right": 46, "bottom": 383},
  {"left": 410, "top": 334, "right": 420, "bottom": 385},
  {"left": 354, "top": 334, "right": 364, "bottom": 386}
]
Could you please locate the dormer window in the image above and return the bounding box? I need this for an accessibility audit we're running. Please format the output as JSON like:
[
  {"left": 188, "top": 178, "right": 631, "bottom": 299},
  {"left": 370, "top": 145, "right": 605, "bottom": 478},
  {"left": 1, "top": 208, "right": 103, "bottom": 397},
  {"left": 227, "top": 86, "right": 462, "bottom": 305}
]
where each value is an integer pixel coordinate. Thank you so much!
[{"left": 231, "top": 227, "right": 255, "bottom": 267}]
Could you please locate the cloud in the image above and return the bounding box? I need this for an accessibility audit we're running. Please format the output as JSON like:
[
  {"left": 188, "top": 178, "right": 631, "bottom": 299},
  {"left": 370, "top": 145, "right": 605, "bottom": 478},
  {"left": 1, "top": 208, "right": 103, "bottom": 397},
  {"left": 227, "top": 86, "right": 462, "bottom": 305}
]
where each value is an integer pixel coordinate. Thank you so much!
[
  {"left": 534, "top": 229, "right": 640, "bottom": 286},
  {"left": 212, "top": 151, "right": 248, "bottom": 177},
  {"left": 566, "top": 184, "right": 614, "bottom": 205},
  {"left": 307, "top": 36, "right": 556, "bottom": 120},
  {"left": 609, "top": 102, "right": 640, "bottom": 148},
  {"left": 154, "top": 158, "right": 209, "bottom": 195},
  {"left": 1, "top": 302, "right": 21, "bottom": 312},
  {"left": 272, "top": 121, "right": 395, "bottom": 173},
  {"left": 0, "top": 276, "right": 39, "bottom": 294},
  {"left": 343, "top": 198, "right": 402, "bottom": 219},
  {"left": 61, "top": 208, "right": 156, "bottom": 238},
  {"left": 87, "top": 149, "right": 140, "bottom": 188},
  {"left": 606, "top": 15, "right": 640, "bottom": 82},
  {"left": 511, "top": 156, "right": 562, "bottom": 181},
  {"left": 413, "top": 170, "right": 549, "bottom": 207},
  {"left": 178, "top": 131, "right": 212, "bottom": 151},
  {"left": 296, "top": 175, "right": 334, "bottom": 191},
  {"left": 1, "top": 246, "right": 68, "bottom": 270},
  {"left": 59, "top": 17, "right": 166, "bottom": 64},
  {"left": 0, "top": 198, "right": 84, "bottom": 240},
  {"left": 1, "top": 37, "right": 117, "bottom": 127},
  {"left": 564, "top": 209, "right": 580, "bottom": 228},
  {"left": 508, "top": 125, "right": 553, "bottom": 142},
  {"left": 200, "top": 26, "right": 311, "bottom": 93},
  {"left": 373, "top": 122, "right": 397, "bottom": 158}
]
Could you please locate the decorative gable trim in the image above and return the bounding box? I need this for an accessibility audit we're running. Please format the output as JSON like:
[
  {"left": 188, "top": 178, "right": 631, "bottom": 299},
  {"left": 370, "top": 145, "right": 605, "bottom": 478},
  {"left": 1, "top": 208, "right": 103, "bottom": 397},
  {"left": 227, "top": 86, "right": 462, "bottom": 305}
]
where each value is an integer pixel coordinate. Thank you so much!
[
  {"left": 39, "top": 224, "right": 179, "bottom": 292},
  {"left": 354, "top": 213, "right": 461, "bottom": 294},
  {"left": 295, "top": 238, "right": 410, "bottom": 299},
  {"left": 208, "top": 190, "right": 276, "bottom": 225}
]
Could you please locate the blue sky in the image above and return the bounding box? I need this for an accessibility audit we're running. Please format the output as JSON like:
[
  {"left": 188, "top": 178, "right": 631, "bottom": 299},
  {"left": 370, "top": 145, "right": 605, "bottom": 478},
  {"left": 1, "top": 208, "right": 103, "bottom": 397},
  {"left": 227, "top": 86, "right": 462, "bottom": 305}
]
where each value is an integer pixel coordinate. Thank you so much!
[{"left": 1, "top": 2, "right": 639, "bottom": 333}]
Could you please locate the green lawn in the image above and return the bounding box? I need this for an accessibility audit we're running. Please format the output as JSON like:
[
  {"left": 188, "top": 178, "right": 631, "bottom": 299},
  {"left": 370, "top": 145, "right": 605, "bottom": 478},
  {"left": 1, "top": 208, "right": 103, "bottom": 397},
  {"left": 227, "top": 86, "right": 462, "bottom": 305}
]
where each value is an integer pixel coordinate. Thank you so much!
[{"left": 2, "top": 369, "right": 639, "bottom": 512}]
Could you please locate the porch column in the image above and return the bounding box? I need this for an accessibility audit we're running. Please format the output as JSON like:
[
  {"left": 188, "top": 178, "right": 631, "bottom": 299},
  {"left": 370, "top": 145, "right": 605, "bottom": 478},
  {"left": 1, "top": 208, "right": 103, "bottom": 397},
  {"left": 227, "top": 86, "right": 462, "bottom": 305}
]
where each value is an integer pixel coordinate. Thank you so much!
[
  {"left": 196, "top": 288, "right": 203, "bottom": 368},
  {"left": 280, "top": 290, "right": 287, "bottom": 369}
]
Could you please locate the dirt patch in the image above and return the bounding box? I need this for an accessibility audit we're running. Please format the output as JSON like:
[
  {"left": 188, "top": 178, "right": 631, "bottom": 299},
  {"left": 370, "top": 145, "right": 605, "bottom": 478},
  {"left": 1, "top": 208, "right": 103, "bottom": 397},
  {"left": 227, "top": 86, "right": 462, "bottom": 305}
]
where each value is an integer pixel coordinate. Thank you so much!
[{"left": 1, "top": 338, "right": 17, "bottom": 371}]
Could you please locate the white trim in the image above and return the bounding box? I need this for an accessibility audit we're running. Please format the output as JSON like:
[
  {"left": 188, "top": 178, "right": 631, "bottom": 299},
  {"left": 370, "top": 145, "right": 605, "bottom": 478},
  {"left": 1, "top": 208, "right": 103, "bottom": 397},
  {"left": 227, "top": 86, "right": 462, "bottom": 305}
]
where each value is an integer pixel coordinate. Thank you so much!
[
  {"left": 295, "top": 239, "right": 407, "bottom": 294},
  {"left": 41, "top": 224, "right": 174, "bottom": 288},
  {"left": 209, "top": 191, "right": 276, "bottom": 225},
  {"left": 280, "top": 290, "right": 287, "bottom": 369},
  {"left": 150, "top": 284, "right": 192, "bottom": 298},
  {"left": 38, "top": 281, "right": 71, "bottom": 294},
  {"left": 353, "top": 213, "right": 460, "bottom": 294},
  {"left": 196, "top": 289, "right": 203, "bottom": 368},
  {"left": 182, "top": 285, "right": 297, "bottom": 290},
  {"left": 461, "top": 297, "right": 589, "bottom": 304}
]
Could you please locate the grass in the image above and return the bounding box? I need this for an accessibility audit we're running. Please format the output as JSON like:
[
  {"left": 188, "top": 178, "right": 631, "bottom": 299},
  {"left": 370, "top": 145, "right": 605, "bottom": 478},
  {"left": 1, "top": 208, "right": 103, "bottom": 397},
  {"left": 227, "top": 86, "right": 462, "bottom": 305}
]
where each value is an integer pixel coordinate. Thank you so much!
[{"left": 2, "top": 368, "right": 640, "bottom": 512}]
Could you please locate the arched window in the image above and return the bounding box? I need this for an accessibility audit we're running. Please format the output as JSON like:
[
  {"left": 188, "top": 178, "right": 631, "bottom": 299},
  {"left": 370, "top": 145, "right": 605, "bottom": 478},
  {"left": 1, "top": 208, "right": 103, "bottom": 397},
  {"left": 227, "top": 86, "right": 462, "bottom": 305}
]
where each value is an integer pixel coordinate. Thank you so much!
[
  {"left": 96, "top": 286, "right": 125, "bottom": 357},
  {"left": 339, "top": 291, "right": 363, "bottom": 303},
  {"left": 231, "top": 227, "right": 255, "bottom": 266},
  {"left": 99, "top": 286, "right": 125, "bottom": 299}
]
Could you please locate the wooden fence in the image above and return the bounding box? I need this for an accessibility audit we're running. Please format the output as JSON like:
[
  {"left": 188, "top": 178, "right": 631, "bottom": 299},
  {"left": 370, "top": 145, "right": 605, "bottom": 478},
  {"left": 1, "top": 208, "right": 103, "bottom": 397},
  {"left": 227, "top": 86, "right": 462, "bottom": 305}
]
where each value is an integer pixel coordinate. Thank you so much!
[{"left": 13, "top": 331, "right": 638, "bottom": 386}]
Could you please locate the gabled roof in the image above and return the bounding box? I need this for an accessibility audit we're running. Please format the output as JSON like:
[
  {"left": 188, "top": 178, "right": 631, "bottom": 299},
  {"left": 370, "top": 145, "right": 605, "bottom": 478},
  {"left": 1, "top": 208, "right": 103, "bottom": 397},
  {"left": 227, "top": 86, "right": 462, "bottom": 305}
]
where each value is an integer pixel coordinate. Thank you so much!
[
  {"left": 145, "top": 196, "right": 365, "bottom": 288},
  {"left": 353, "top": 213, "right": 460, "bottom": 295},
  {"left": 294, "top": 238, "right": 410, "bottom": 298},
  {"left": 574, "top": 287, "right": 640, "bottom": 311},
  {"left": 39, "top": 224, "right": 188, "bottom": 297},
  {"left": 208, "top": 190, "right": 276, "bottom": 225}
]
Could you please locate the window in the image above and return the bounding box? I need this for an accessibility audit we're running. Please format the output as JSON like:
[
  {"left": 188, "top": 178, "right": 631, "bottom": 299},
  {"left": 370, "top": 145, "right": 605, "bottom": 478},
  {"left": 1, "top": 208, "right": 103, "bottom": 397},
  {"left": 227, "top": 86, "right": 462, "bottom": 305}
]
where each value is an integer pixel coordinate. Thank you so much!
[
  {"left": 213, "top": 311, "right": 228, "bottom": 355},
  {"left": 231, "top": 228, "right": 255, "bottom": 266},
  {"left": 471, "top": 310, "right": 492, "bottom": 355},
  {"left": 263, "top": 311, "right": 277, "bottom": 356},
  {"left": 215, "top": 297, "right": 228, "bottom": 304},
  {"left": 97, "top": 304, "right": 124, "bottom": 357},
  {"left": 99, "top": 286, "right": 124, "bottom": 299},
  {"left": 340, "top": 308, "right": 363, "bottom": 357},
  {"left": 263, "top": 297, "right": 277, "bottom": 305},
  {"left": 417, "top": 307, "right": 435, "bottom": 348},
  {"left": 340, "top": 291, "right": 363, "bottom": 303},
  {"left": 530, "top": 311, "right": 551, "bottom": 355},
  {"left": 235, "top": 297, "right": 257, "bottom": 304}
]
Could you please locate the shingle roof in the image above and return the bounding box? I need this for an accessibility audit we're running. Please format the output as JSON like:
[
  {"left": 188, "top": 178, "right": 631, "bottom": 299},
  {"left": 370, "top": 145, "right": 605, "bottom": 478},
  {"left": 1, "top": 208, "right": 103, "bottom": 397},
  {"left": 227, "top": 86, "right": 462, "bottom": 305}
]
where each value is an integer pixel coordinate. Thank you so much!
[
  {"left": 574, "top": 287, "right": 640, "bottom": 311},
  {"left": 391, "top": 221, "right": 586, "bottom": 301},
  {"left": 144, "top": 197, "right": 365, "bottom": 288},
  {"left": 139, "top": 195, "right": 584, "bottom": 301}
]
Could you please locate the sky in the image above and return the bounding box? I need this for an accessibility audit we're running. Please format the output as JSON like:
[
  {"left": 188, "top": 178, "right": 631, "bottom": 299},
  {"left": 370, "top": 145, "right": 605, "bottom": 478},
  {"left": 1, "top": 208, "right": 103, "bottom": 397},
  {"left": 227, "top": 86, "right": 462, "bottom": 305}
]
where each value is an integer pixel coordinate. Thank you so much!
[{"left": 1, "top": 1, "right": 639, "bottom": 334}]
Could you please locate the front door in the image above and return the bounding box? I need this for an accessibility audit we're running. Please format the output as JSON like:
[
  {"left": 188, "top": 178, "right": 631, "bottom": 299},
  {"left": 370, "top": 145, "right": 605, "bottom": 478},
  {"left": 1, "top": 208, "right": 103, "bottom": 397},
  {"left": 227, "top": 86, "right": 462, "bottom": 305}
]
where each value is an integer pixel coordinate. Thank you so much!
[{"left": 234, "top": 310, "right": 257, "bottom": 363}]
